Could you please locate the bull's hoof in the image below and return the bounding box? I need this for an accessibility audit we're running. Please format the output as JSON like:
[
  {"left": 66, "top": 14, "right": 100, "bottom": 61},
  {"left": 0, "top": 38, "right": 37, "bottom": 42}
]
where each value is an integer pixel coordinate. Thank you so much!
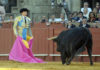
[
  {"left": 62, "top": 63, "right": 66, "bottom": 65},
  {"left": 90, "top": 63, "right": 93, "bottom": 66},
  {"left": 66, "top": 62, "right": 70, "bottom": 65},
  {"left": 63, "top": 64, "right": 66, "bottom": 66}
]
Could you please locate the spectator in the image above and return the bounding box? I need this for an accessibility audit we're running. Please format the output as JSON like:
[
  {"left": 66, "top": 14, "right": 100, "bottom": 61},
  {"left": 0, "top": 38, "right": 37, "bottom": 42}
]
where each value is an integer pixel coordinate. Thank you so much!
[
  {"left": 49, "top": 15, "right": 56, "bottom": 23},
  {"left": 96, "top": 13, "right": 100, "bottom": 22},
  {"left": 81, "top": 2, "right": 92, "bottom": 14},
  {"left": 88, "top": 12, "right": 96, "bottom": 23},
  {"left": 41, "top": 16, "right": 48, "bottom": 23},
  {"left": 83, "top": 8, "right": 89, "bottom": 19},
  {"left": 93, "top": 8, "right": 98, "bottom": 18},
  {"left": 79, "top": 17, "right": 90, "bottom": 28},
  {"left": 77, "top": 12, "right": 86, "bottom": 23},
  {"left": 0, "top": 4, "right": 6, "bottom": 22},
  {"left": 95, "top": 2, "right": 100, "bottom": 13},
  {"left": 60, "top": 14, "right": 67, "bottom": 24},
  {"left": 55, "top": 14, "right": 67, "bottom": 24},
  {"left": 66, "top": 20, "right": 76, "bottom": 29},
  {"left": 8, "top": 15, "right": 14, "bottom": 22},
  {"left": 71, "top": 12, "right": 79, "bottom": 22}
]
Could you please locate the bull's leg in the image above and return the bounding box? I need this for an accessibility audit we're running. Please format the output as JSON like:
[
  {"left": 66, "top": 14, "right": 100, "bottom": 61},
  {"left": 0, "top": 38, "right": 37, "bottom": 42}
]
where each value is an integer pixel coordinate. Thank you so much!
[
  {"left": 61, "top": 52, "right": 67, "bottom": 65},
  {"left": 87, "top": 48, "right": 93, "bottom": 65},
  {"left": 66, "top": 57, "right": 69, "bottom": 64},
  {"left": 66, "top": 51, "right": 76, "bottom": 65},
  {"left": 86, "top": 39, "right": 93, "bottom": 65}
]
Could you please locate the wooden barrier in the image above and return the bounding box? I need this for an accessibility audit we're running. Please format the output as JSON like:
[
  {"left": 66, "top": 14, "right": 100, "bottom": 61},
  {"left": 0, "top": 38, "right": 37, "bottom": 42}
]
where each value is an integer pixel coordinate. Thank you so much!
[
  {"left": 2, "top": 22, "right": 13, "bottom": 28},
  {"left": 0, "top": 24, "right": 100, "bottom": 62}
]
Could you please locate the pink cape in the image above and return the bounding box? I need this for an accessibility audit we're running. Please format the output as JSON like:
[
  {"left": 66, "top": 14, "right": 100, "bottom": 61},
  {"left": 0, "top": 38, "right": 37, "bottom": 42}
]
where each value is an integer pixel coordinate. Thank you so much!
[{"left": 9, "top": 36, "right": 45, "bottom": 63}]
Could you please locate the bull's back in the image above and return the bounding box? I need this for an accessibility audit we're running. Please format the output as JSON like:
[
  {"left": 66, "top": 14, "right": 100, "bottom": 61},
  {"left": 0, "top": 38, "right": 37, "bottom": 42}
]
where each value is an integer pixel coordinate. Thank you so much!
[
  {"left": 58, "top": 27, "right": 92, "bottom": 53},
  {"left": 59, "top": 27, "right": 90, "bottom": 42}
]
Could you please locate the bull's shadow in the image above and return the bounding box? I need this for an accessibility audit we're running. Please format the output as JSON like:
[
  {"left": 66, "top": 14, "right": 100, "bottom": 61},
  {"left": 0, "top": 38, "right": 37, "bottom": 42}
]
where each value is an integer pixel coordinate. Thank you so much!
[{"left": 48, "top": 27, "right": 93, "bottom": 66}]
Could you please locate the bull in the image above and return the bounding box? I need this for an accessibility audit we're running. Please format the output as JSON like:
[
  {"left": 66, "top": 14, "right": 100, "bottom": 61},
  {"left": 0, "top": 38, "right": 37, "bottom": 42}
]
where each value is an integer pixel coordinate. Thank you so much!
[{"left": 48, "top": 27, "right": 93, "bottom": 65}]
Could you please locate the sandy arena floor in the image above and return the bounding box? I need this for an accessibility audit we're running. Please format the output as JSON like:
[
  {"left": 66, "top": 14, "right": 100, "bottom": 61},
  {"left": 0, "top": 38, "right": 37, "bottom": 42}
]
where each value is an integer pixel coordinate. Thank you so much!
[{"left": 0, "top": 61, "right": 100, "bottom": 70}]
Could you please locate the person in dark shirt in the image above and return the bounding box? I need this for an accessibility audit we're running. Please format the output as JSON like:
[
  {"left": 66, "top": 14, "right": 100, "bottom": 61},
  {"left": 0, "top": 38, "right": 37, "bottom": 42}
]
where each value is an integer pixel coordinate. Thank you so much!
[
  {"left": 71, "top": 12, "right": 79, "bottom": 22},
  {"left": 66, "top": 20, "right": 76, "bottom": 29},
  {"left": 88, "top": 12, "right": 96, "bottom": 23},
  {"left": 96, "top": 13, "right": 100, "bottom": 22},
  {"left": 79, "top": 17, "right": 90, "bottom": 28},
  {"left": 93, "top": 8, "right": 98, "bottom": 18},
  {"left": 41, "top": 16, "right": 48, "bottom": 23},
  {"left": 77, "top": 12, "right": 87, "bottom": 23},
  {"left": 95, "top": 2, "right": 100, "bottom": 13}
]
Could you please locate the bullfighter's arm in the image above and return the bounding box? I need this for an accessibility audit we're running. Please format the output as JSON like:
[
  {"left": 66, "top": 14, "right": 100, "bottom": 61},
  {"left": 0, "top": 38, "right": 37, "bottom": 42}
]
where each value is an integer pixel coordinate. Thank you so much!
[{"left": 13, "top": 17, "right": 18, "bottom": 37}]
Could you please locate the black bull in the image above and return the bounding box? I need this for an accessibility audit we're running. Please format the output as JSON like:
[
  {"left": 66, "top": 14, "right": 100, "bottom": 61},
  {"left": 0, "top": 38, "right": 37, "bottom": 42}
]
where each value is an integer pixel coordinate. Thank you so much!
[{"left": 52, "top": 27, "right": 93, "bottom": 65}]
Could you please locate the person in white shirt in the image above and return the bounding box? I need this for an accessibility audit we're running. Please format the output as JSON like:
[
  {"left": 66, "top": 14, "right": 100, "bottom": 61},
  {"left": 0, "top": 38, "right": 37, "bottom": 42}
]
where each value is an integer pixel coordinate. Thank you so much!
[
  {"left": 55, "top": 14, "right": 67, "bottom": 24},
  {"left": 49, "top": 15, "right": 56, "bottom": 23},
  {"left": 83, "top": 8, "right": 89, "bottom": 19},
  {"left": 81, "top": 2, "right": 92, "bottom": 14}
]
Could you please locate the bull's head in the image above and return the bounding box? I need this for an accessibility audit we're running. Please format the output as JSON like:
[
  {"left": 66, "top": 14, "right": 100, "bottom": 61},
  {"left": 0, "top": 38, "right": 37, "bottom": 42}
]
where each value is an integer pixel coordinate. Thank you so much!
[{"left": 48, "top": 36, "right": 62, "bottom": 52}]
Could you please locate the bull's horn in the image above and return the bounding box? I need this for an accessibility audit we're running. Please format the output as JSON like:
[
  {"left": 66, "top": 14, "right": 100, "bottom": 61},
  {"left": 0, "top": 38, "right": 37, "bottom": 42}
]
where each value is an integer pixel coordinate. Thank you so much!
[{"left": 47, "top": 36, "right": 57, "bottom": 40}]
